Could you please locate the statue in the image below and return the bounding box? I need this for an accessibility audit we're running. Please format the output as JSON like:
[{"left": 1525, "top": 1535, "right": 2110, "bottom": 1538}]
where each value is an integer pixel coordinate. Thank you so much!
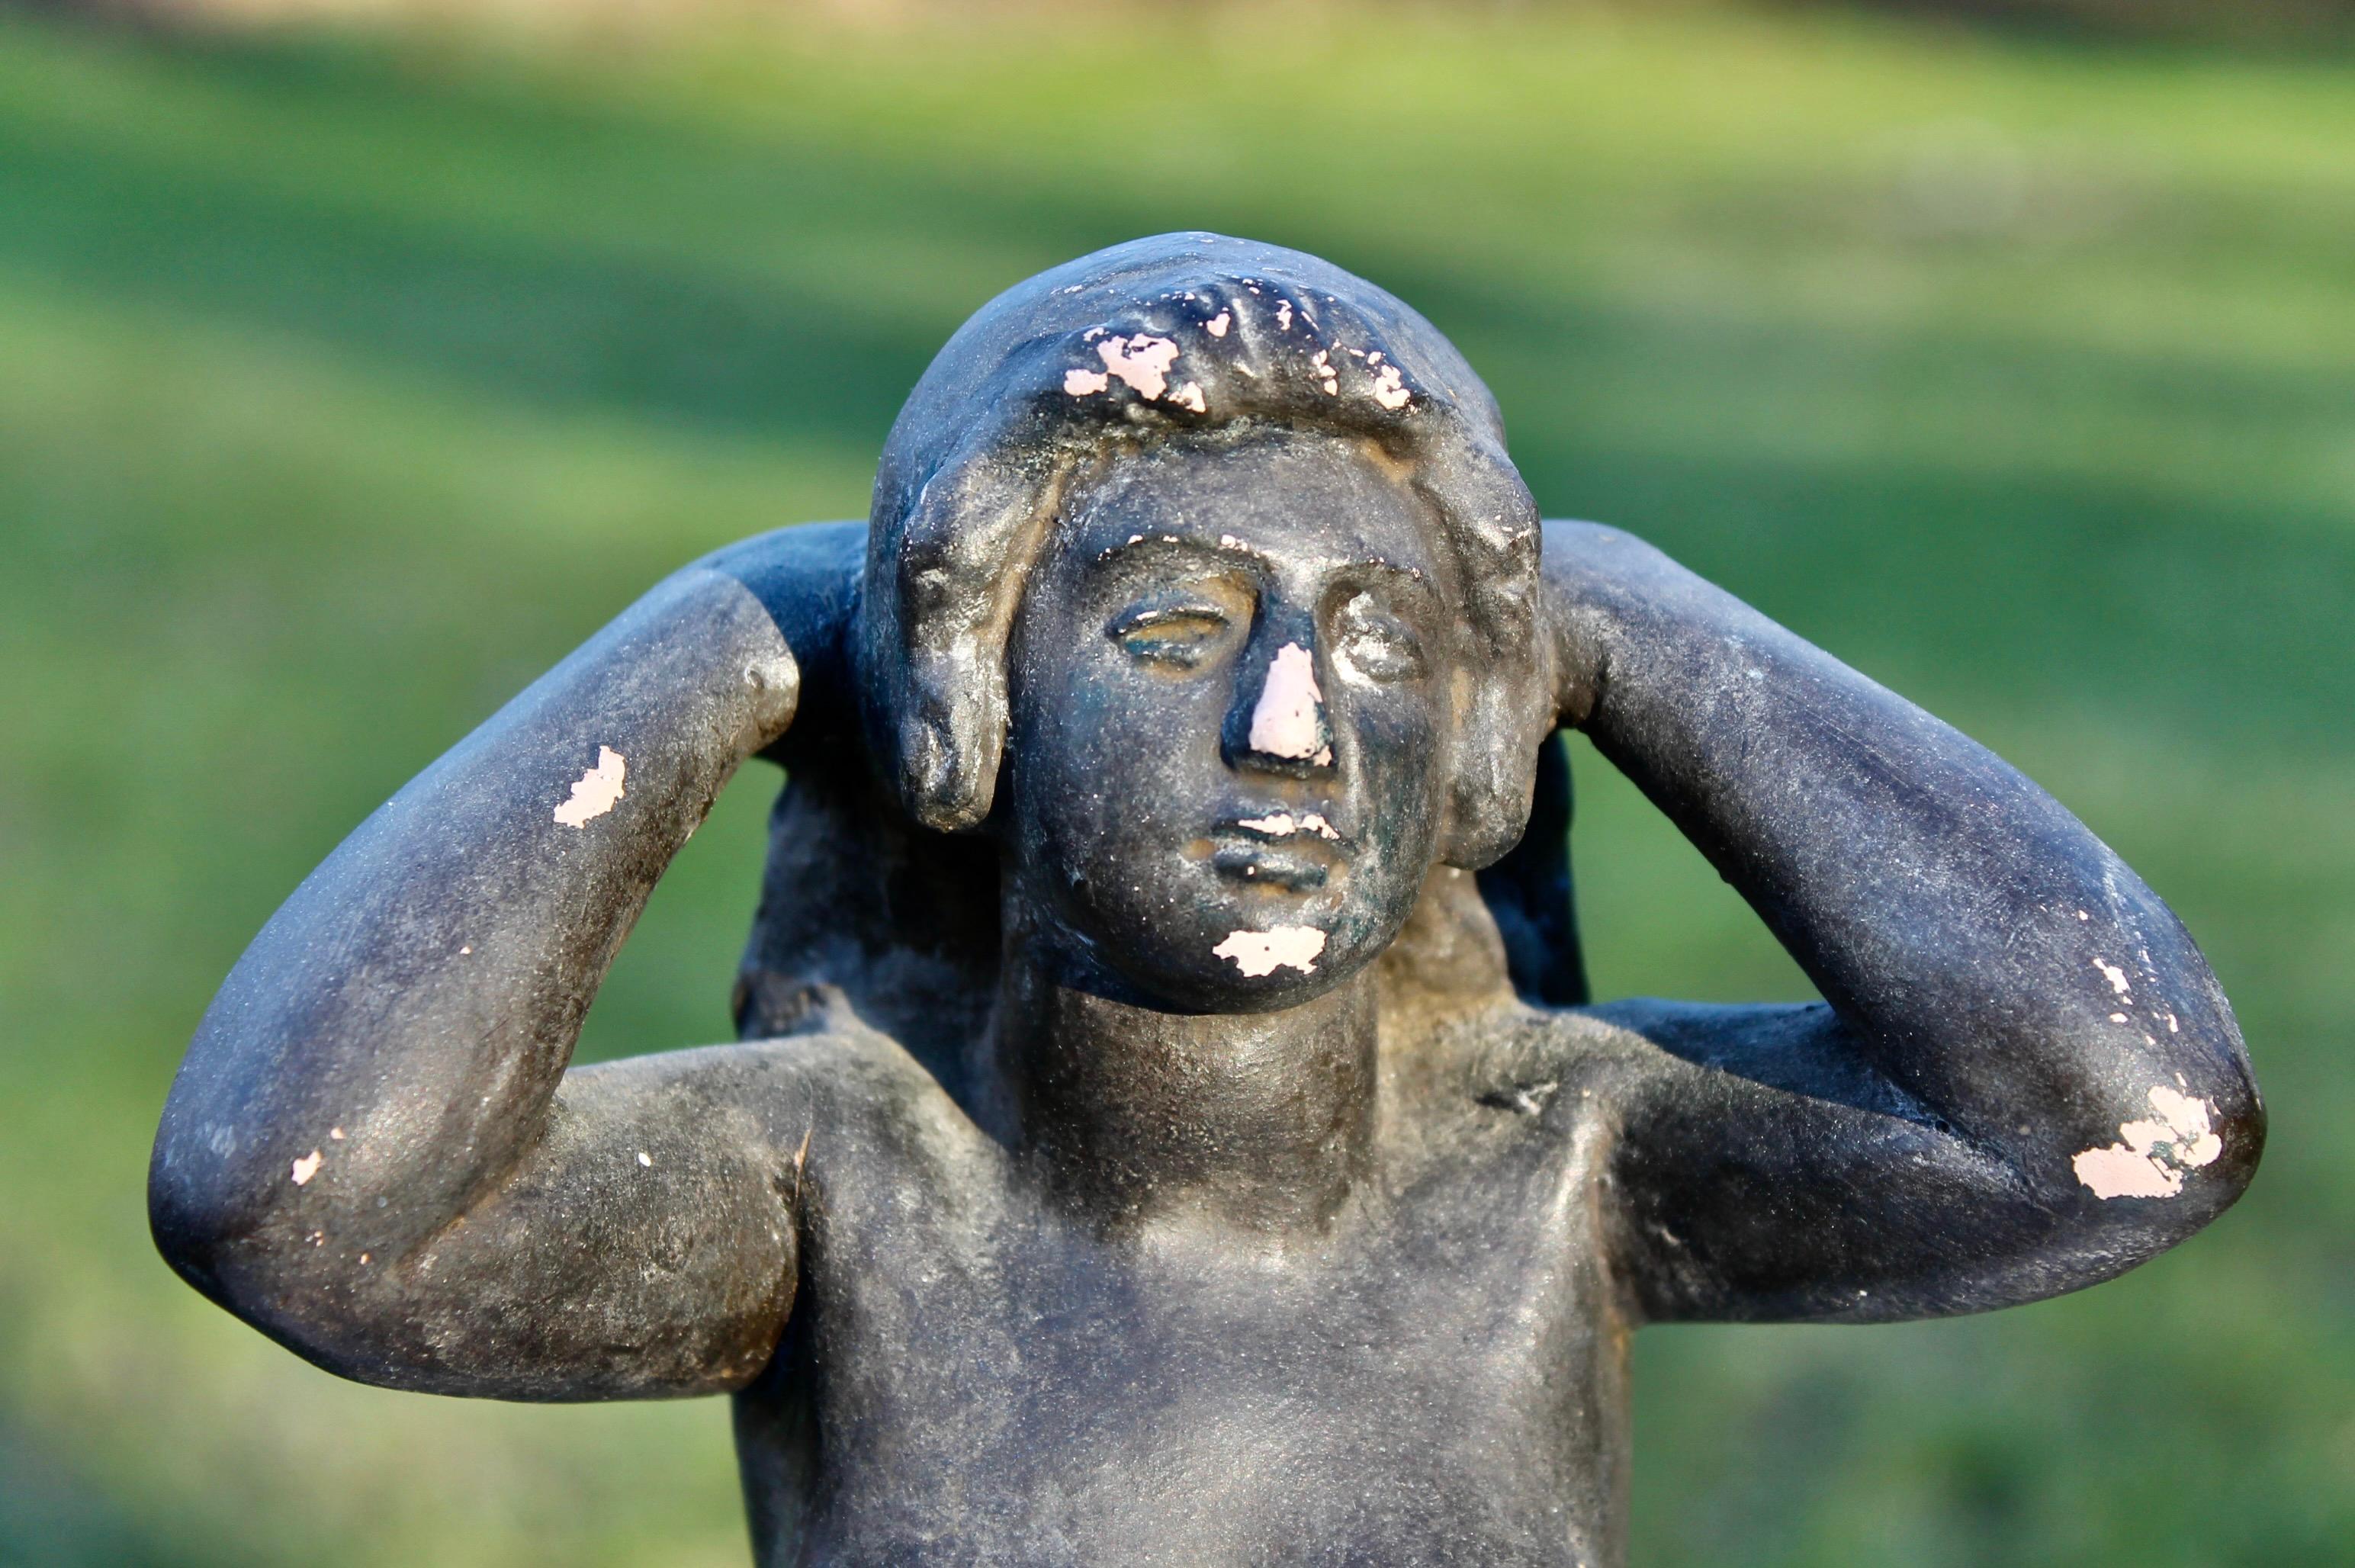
[{"left": 150, "top": 234, "right": 2262, "bottom": 1566}]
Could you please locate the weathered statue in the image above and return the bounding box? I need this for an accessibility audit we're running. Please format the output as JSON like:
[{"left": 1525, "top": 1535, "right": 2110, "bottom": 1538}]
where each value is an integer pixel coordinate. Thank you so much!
[{"left": 151, "top": 235, "right": 2261, "bottom": 1566}]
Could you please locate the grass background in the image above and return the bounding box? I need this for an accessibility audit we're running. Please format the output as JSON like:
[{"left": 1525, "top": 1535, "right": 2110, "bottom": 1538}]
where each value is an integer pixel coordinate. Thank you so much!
[{"left": 2, "top": 3, "right": 2349, "bottom": 1563}]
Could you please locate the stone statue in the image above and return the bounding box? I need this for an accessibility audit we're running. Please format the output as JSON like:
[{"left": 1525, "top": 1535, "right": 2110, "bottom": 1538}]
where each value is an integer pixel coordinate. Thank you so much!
[{"left": 150, "top": 234, "right": 2262, "bottom": 1566}]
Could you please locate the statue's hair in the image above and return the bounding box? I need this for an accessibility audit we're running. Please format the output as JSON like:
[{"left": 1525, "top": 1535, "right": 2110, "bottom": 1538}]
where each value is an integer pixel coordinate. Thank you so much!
[{"left": 858, "top": 233, "right": 1551, "bottom": 869}]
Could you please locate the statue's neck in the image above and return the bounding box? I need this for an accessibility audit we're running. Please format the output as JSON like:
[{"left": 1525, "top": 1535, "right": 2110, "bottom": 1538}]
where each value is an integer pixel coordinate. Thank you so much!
[{"left": 990, "top": 949, "right": 1378, "bottom": 1239}]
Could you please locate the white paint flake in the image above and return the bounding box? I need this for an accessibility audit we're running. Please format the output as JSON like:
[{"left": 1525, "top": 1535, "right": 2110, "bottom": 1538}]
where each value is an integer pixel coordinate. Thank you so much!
[
  {"left": 2071, "top": 1085, "right": 2225, "bottom": 1199},
  {"left": 553, "top": 746, "right": 627, "bottom": 827},
  {"left": 1248, "top": 642, "right": 1329, "bottom": 763},
  {"left": 1206, "top": 310, "right": 1231, "bottom": 337},
  {"left": 637, "top": 1151, "right": 653, "bottom": 1168},
  {"left": 2094, "top": 958, "right": 2132, "bottom": 998},
  {"left": 1213, "top": 925, "right": 1328, "bottom": 977},
  {"left": 1309, "top": 348, "right": 1338, "bottom": 394},
  {"left": 1094, "top": 334, "right": 1181, "bottom": 400},
  {"left": 1370, "top": 363, "right": 1411, "bottom": 410},
  {"left": 1063, "top": 367, "right": 1110, "bottom": 397},
  {"left": 1235, "top": 811, "right": 1338, "bottom": 840},
  {"left": 291, "top": 1149, "right": 323, "bottom": 1186}
]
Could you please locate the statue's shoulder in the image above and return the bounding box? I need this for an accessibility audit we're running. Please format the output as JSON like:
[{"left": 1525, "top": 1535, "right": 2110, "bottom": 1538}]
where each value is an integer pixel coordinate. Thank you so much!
[
  {"left": 1492, "top": 1002, "right": 1662, "bottom": 1115},
  {"left": 1387, "top": 998, "right": 1653, "bottom": 1156},
  {"left": 731, "top": 988, "right": 1007, "bottom": 1192},
  {"left": 1473, "top": 998, "right": 1851, "bottom": 1117}
]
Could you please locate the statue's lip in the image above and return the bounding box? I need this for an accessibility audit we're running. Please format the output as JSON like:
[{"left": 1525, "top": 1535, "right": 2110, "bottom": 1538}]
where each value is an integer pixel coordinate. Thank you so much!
[
  {"left": 1217, "top": 811, "right": 1349, "bottom": 848},
  {"left": 1210, "top": 840, "right": 1332, "bottom": 892},
  {"left": 1210, "top": 816, "right": 1346, "bottom": 892}
]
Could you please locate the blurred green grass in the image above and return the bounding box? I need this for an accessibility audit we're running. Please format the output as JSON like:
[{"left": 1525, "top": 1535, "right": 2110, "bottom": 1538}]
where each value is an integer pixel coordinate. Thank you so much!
[{"left": 1, "top": 5, "right": 2349, "bottom": 1564}]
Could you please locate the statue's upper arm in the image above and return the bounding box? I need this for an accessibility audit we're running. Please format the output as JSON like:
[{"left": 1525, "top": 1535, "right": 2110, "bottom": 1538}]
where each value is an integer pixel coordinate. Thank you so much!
[
  {"left": 322, "top": 1043, "right": 818, "bottom": 1401},
  {"left": 1593, "top": 1001, "right": 2062, "bottom": 1327}
]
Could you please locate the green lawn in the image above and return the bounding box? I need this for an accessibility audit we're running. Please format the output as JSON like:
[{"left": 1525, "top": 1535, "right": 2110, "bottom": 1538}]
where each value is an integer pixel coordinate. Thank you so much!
[{"left": 2, "top": 6, "right": 2350, "bottom": 1564}]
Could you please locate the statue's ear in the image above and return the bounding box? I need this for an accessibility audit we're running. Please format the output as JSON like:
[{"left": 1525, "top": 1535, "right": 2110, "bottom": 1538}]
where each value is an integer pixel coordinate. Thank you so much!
[
  {"left": 892, "top": 639, "right": 1007, "bottom": 833},
  {"left": 1425, "top": 461, "right": 1552, "bottom": 871},
  {"left": 1440, "top": 663, "right": 1553, "bottom": 869},
  {"left": 860, "top": 445, "right": 1061, "bottom": 834}
]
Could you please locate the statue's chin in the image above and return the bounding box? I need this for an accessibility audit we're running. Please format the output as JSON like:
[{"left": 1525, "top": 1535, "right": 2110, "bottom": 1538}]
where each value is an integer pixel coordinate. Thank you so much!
[
  {"left": 1013, "top": 850, "right": 1416, "bottom": 1013},
  {"left": 1043, "top": 914, "right": 1398, "bottom": 1017}
]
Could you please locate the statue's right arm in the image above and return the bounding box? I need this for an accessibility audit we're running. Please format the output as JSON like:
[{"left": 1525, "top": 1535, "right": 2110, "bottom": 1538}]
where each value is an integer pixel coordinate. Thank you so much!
[{"left": 148, "top": 522, "right": 866, "bottom": 1401}]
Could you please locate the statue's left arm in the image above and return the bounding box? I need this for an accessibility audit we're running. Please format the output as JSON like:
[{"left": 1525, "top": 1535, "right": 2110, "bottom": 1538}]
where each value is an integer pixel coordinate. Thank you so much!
[{"left": 1541, "top": 522, "right": 2263, "bottom": 1323}]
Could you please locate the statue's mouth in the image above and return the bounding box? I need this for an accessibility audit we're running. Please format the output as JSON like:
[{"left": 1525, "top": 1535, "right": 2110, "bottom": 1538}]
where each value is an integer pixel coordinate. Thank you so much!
[{"left": 1210, "top": 813, "right": 1348, "bottom": 893}]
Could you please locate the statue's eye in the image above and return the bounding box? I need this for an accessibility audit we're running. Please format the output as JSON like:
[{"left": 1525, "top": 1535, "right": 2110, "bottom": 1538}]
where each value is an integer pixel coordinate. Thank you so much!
[
  {"left": 1109, "top": 602, "right": 1234, "bottom": 669},
  {"left": 1333, "top": 593, "right": 1427, "bottom": 683}
]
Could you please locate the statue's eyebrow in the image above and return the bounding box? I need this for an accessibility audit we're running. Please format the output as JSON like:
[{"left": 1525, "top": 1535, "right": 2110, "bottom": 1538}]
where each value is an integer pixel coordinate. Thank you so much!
[
  {"left": 1339, "top": 556, "right": 1443, "bottom": 615},
  {"left": 1088, "top": 531, "right": 1263, "bottom": 570}
]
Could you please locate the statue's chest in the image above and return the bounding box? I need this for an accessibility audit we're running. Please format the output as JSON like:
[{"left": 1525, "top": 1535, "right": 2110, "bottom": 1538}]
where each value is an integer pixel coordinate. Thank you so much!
[{"left": 752, "top": 1123, "right": 1626, "bottom": 1566}]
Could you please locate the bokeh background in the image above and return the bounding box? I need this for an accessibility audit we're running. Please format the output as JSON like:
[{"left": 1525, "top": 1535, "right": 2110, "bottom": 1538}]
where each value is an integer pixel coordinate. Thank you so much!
[{"left": 3, "top": 0, "right": 2350, "bottom": 1563}]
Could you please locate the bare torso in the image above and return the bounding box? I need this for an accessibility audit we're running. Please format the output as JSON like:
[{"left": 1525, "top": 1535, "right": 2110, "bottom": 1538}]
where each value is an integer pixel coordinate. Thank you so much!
[{"left": 729, "top": 997, "right": 1638, "bottom": 1568}]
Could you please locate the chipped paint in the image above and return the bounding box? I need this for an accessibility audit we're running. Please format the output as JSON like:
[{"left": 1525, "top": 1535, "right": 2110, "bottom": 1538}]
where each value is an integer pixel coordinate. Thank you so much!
[
  {"left": 1370, "top": 363, "right": 1410, "bottom": 410},
  {"left": 1249, "top": 643, "right": 1325, "bottom": 761},
  {"left": 2095, "top": 958, "right": 2132, "bottom": 997},
  {"left": 291, "top": 1149, "right": 323, "bottom": 1185},
  {"left": 1276, "top": 300, "right": 1294, "bottom": 331},
  {"left": 1236, "top": 811, "right": 1338, "bottom": 840},
  {"left": 2071, "top": 1084, "right": 2225, "bottom": 1199},
  {"left": 553, "top": 746, "right": 626, "bottom": 827},
  {"left": 1173, "top": 381, "right": 1207, "bottom": 413},
  {"left": 1094, "top": 334, "right": 1181, "bottom": 400},
  {"left": 1205, "top": 310, "right": 1231, "bottom": 338},
  {"left": 1309, "top": 349, "right": 1338, "bottom": 394},
  {"left": 1063, "top": 368, "right": 1110, "bottom": 397},
  {"left": 1213, "top": 925, "right": 1328, "bottom": 977}
]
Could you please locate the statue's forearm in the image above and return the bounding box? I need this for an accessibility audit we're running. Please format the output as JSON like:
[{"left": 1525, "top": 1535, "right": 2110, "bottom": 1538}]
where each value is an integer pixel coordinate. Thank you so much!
[
  {"left": 149, "top": 566, "right": 798, "bottom": 1295},
  {"left": 1544, "top": 522, "right": 2260, "bottom": 1199}
]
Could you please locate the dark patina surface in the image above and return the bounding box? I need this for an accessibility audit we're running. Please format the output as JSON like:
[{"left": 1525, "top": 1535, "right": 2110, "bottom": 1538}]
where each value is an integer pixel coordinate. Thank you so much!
[{"left": 151, "top": 235, "right": 2262, "bottom": 1566}]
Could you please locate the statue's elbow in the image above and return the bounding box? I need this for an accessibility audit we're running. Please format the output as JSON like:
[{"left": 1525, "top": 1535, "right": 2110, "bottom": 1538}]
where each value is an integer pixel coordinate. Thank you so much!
[
  {"left": 149, "top": 1136, "right": 277, "bottom": 1309},
  {"left": 148, "top": 1120, "right": 353, "bottom": 1353},
  {"left": 2059, "top": 1017, "right": 2264, "bottom": 1259},
  {"left": 2187, "top": 1056, "right": 2264, "bottom": 1227}
]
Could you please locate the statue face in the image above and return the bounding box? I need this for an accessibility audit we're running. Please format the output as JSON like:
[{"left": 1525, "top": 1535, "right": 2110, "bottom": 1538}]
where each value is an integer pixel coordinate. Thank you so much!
[{"left": 1003, "top": 430, "right": 1456, "bottom": 1012}]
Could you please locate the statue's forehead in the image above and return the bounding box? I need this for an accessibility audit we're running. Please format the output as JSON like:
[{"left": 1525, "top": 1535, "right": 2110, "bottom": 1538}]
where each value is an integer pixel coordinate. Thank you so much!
[{"left": 1056, "top": 432, "right": 1439, "bottom": 573}]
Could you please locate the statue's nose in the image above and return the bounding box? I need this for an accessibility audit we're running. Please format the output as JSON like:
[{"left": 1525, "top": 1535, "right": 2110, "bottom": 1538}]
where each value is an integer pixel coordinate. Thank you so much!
[{"left": 1227, "top": 637, "right": 1334, "bottom": 773}]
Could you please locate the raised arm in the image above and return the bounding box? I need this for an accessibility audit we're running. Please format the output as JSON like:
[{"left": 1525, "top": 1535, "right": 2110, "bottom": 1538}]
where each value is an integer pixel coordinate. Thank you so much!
[
  {"left": 148, "top": 522, "right": 863, "bottom": 1399},
  {"left": 1544, "top": 522, "right": 2263, "bottom": 1324}
]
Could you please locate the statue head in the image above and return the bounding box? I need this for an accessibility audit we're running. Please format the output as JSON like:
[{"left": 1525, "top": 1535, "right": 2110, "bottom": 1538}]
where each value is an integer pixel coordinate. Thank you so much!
[{"left": 860, "top": 234, "right": 1550, "bottom": 1012}]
